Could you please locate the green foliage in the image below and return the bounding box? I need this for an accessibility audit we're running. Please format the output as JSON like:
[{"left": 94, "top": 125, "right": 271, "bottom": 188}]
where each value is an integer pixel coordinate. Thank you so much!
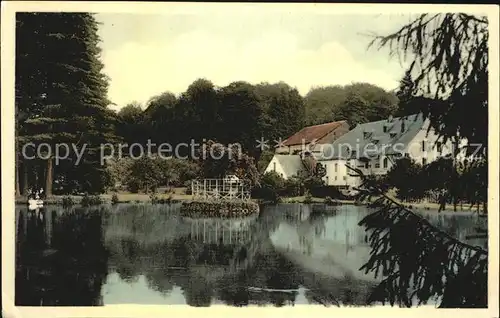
[
  {"left": 122, "top": 157, "right": 199, "bottom": 193},
  {"left": 323, "top": 196, "right": 337, "bottom": 206},
  {"left": 369, "top": 13, "right": 488, "bottom": 156},
  {"left": 61, "top": 195, "right": 75, "bottom": 207},
  {"left": 252, "top": 171, "right": 285, "bottom": 203},
  {"left": 260, "top": 171, "right": 286, "bottom": 190},
  {"left": 149, "top": 192, "right": 159, "bottom": 204},
  {"left": 304, "top": 83, "right": 399, "bottom": 126},
  {"left": 180, "top": 200, "right": 259, "bottom": 218},
  {"left": 254, "top": 82, "right": 306, "bottom": 144},
  {"left": 283, "top": 176, "right": 304, "bottom": 197},
  {"left": 384, "top": 157, "right": 426, "bottom": 201},
  {"left": 348, "top": 165, "right": 487, "bottom": 307},
  {"left": 81, "top": 194, "right": 103, "bottom": 207},
  {"left": 117, "top": 102, "right": 146, "bottom": 151},
  {"left": 198, "top": 141, "right": 260, "bottom": 187},
  {"left": 111, "top": 193, "right": 119, "bottom": 205},
  {"left": 257, "top": 150, "right": 275, "bottom": 173},
  {"left": 303, "top": 191, "right": 313, "bottom": 204},
  {"left": 16, "top": 12, "right": 119, "bottom": 195}
]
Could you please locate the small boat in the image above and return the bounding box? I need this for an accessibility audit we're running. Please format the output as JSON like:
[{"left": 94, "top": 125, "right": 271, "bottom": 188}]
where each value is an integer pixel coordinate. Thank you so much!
[{"left": 27, "top": 189, "right": 44, "bottom": 210}]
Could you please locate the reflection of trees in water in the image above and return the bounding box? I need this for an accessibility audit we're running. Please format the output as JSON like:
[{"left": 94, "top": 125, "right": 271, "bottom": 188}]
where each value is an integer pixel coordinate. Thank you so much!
[
  {"left": 15, "top": 207, "right": 109, "bottom": 306},
  {"left": 216, "top": 251, "right": 301, "bottom": 307}
]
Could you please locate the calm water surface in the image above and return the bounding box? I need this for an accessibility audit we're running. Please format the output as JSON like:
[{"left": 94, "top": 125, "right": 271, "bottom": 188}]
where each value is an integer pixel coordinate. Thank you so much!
[{"left": 15, "top": 203, "right": 485, "bottom": 306}]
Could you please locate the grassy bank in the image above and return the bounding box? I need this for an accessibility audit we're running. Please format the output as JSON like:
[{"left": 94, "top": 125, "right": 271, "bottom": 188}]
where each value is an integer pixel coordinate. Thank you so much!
[
  {"left": 15, "top": 189, "right": 478, "bottom": 213},
  {"left": 15, "top": 190, "right": 193, "bottom": 205}
]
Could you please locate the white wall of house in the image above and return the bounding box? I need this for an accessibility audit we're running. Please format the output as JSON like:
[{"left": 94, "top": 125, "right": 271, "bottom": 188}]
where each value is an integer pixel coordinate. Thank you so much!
[
  {"left": 321, "top": 159, "right": 361, "bottom": 188},
  {"left": 264, "top": 156, "right": 301, "bottom": 179},
  {"left": 402, "top": 126, "right": 468, "bottom": 165},
  {"left": 318, "top": 119, "right": 471, "bottom": 189},
  {"left": 265, "top": 156, "right": 285, "bottom": 178}
]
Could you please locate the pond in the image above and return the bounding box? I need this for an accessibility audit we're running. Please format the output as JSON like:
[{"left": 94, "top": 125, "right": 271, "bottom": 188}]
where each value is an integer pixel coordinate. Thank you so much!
[{"left": 14, "top": 203, "right": 486, "bottom": 306}]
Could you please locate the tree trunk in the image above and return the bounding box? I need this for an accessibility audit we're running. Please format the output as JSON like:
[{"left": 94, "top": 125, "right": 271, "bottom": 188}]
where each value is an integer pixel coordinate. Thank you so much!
[
  {"left": 22, "top": 162, "right": 29, "bottom": 196},
  {"left": 16, "top": 156, "right": 21, "bottom": 196},
  {"left": 45, "top": 157, "right": 53, "bottom": 196}
]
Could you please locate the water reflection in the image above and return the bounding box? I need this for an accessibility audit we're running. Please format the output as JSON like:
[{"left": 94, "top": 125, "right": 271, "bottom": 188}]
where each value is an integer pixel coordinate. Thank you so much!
[
  {"left": 15, "top": 207, "right": 108, "bottom": 306},
  {"left": 15, "top": 203, "right": 485, "bottom": 306}
]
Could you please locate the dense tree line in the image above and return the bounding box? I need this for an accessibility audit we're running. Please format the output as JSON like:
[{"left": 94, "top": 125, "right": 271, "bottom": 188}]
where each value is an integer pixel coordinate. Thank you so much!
[
  {"left": 119, "top": 80, "right": 399, "bottom": 155},
  {"left": 304, "top": 83, "right": 399, "bottom": 126}
]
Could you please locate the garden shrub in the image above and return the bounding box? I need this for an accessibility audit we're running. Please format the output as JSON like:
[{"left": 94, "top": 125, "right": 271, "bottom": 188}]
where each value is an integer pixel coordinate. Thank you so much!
[
  {"left": 61, "top": 196, "right": 75, "bottom": 207},
  {"left": 81, "top": 194, "right": 103, "bottom": 207},
  {"left": 111, "top": 193, "right": 119, "bottom": 205},
  {"left": 180, "top": 200, "right": 259, "bottom": 218}
]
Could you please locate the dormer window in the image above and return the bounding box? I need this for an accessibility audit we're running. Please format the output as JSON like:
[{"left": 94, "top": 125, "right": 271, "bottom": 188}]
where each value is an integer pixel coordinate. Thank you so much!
[
  {"left": 390, "top": 132, "right": 397, "bottom": 139},
  {"left": 383, "top": 125, "right": 388, "bottom": 133}
]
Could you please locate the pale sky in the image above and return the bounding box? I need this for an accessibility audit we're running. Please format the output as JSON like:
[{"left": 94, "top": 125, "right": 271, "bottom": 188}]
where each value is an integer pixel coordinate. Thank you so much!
[{"left": 96, "top": 11, "right": 414, "bottom": 110}]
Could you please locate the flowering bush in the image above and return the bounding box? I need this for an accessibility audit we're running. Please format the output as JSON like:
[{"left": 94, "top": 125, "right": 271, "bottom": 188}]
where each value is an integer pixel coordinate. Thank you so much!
[{"left": 180, "top": 200, "right": 259, "bottom": 218}]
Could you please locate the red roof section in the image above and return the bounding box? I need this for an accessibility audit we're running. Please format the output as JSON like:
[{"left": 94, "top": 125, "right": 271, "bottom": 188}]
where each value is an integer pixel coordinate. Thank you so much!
[{"left": 283, "top": 120, "right": 346, "bottom": 146}]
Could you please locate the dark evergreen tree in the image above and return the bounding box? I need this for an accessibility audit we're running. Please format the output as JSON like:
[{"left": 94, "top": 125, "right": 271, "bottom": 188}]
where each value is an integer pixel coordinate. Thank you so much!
[{"left": 16, "top": 12, "right": 119, "bottom": 195}]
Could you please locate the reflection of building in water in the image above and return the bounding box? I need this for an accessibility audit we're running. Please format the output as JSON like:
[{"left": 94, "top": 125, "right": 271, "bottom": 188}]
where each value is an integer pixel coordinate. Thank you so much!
[
  {"left": 185, "top": 216, "right": 255, "bottom": 245},
  {"left": 183, "top": 216, "right": 261, "bottom": 270}
]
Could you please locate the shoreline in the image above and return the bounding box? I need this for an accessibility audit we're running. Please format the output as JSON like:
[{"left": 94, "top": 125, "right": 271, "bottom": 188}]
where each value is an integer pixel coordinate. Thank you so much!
[{"left": 14, "top": 193, "right": 480, "bottom": 214}]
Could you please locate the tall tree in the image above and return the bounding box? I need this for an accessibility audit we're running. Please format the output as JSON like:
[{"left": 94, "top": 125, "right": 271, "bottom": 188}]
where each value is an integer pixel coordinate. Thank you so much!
[
  {"left": 178, "top": 78, "right": 221, "bottom": 143},
  {"left": 369, "top": 13, "right": 488, "bottom": 152},
  {"left": 357, "top": 13, "right": 489, "bottom": 307},
  {"left": 117, "top": 102, "right": 145, "bottom": 151},
  {"left": 255, "top": 82, "right": 305, "bottom": 143},
  {"left": 218, "top": 81, "right": 264, "bottom": 155},
  {"left": 304, "top": 85, "right": 346, "bottom": 125},
  {"left": 304, "top": 83, "right": 398, "bottom": 126},
  {"left": 395, "top": 70, "right": 416, "bottom": 116},
  {"left": 16, "top": 13, "right": 118, "bottom": 195},
  {"left": 344, "top": 83, "right": 399, "bottom": 121},
  {"left": 143, "top": 91, "right": 178, "bottom": 144},
  {"left": 335, "top": 91, "right": 369, "bottom": 127}
]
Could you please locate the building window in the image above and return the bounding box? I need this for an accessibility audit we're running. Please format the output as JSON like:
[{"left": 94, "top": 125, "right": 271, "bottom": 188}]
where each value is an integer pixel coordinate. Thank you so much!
[
  {"left": 365, "top": 162, "right": 369, "bottom": 169},
  {"left": 334, "top": 163, "right": 338, "bottom": 172},
  {"left": 390, "top": 133, "right": 397, "bottom": 139},
  {"left": 335, "top": 176, "right": 337, "bottom": 181},
  {"left": 375, "top": 161, "right": 380, "bottom": 168},
  {"left": 422, "top": 158, "right": 427, "bottom": 165},
  {"left": 422, "top": 140, "right": 426, "bottom": 151},
  {"left": 383, "top": 157, "right": 388, "bottom": 168},
  {"left": 401, "top": 121, "right": 405, "bottom": 133},
  {"left": 383, "top": 125, "right": 388, "bottom": 133},
  {"left": 326, "top": 176, "right": 329, "bottom": 184},
  {"left": 273, "top": 162, "right": 276, "bottom": 171},
  {"left": 343, "top": 176, "right": 347, "bottom": 181}
]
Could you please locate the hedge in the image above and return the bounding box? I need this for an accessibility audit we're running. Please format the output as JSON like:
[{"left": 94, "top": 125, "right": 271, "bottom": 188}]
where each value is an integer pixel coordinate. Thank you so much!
[{"left": 180, "top": 200, "right": 259, "bottom": 218}]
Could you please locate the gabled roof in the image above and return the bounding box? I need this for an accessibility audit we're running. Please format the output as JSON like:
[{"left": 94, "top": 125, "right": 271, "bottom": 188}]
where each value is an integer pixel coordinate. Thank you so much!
[
  {"left": 282, "top": 121, "right": 347, "bottom": 146},
  {"left": 318, "top": 113, "right": 427, "bottom": 161},
  {"left": 273, "top": 154, "right": 305, "bottom": 177}
]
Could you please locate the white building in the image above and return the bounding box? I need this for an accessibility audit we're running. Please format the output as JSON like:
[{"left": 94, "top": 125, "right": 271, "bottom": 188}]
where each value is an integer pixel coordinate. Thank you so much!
[
  {"left": 264, "top": 154, "right": 305, "bottom": 179},
  {"left": 317, "top": 113, "right": 466, "bottom": 189}
]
